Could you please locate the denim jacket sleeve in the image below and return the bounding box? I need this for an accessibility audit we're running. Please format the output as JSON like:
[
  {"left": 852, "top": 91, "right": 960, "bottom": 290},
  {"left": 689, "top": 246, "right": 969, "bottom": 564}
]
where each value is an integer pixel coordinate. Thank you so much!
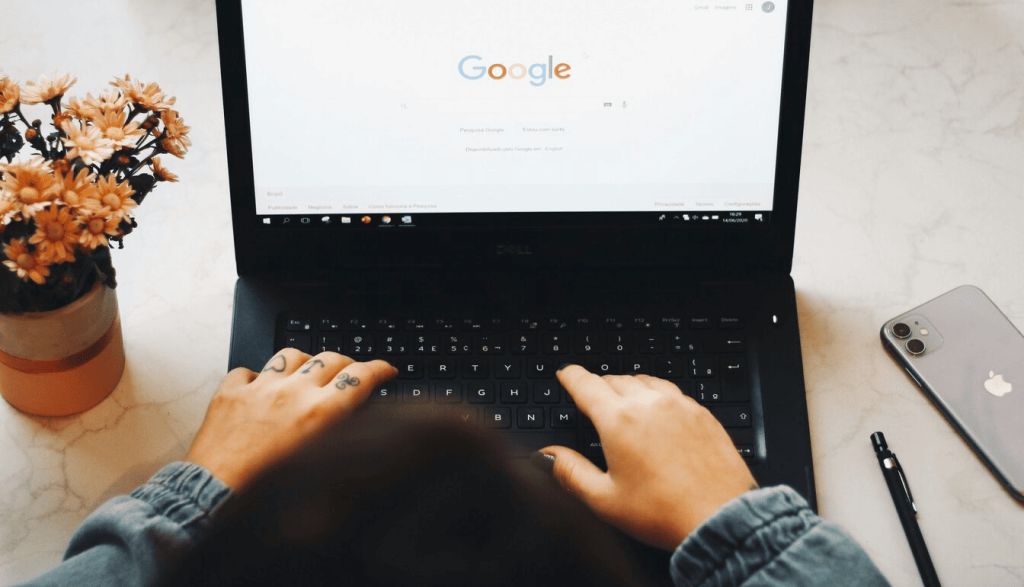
[
  {"left": 670, "top": 485, "right": 892, "bottom": 587},
  {"left": 15, "top": 462, "right": 233, "bottom": 587}
]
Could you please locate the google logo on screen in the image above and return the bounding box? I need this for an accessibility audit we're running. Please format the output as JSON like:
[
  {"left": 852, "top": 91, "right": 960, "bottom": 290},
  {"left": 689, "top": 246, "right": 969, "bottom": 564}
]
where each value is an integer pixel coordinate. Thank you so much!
[{"left": 458, "top": 55, "right": 571, "bottom": 87}]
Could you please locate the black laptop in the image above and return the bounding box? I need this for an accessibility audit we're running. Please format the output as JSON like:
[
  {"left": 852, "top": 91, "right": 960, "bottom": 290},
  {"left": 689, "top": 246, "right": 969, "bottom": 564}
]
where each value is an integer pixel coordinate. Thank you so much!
[{"left": 216, "top": 0, "right": 816, "bottom": 506}]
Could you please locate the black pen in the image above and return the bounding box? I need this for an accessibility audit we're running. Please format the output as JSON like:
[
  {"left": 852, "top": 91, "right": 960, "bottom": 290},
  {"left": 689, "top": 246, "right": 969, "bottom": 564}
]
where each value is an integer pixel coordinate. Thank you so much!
[{"left": 871, "top": 431, "right": 942, "bottom": 587}]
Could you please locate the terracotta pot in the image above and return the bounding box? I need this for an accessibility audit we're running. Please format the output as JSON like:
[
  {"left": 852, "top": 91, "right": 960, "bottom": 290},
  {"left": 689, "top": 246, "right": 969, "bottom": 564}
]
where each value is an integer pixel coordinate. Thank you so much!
[{"left": 0, "top": 283, "right": 125, "bottom": 416}]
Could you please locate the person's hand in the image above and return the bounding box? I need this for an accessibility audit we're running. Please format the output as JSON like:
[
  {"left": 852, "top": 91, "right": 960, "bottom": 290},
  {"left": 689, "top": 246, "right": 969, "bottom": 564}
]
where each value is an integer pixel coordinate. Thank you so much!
[
  {"left": 540, "top": 365, "right": 757, "bottom": 551},
  {"left": 185, "top": 349, "right": 397, "bottom": 492}
]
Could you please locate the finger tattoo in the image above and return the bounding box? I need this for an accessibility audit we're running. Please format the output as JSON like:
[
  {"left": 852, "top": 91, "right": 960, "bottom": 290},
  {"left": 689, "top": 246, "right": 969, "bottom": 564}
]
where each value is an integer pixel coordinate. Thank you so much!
[
  {"left": 262, "top": 354, "right": 287, "bottom": 373},
  {"left": 300, "top": 359, "right": 325, "bottom": 374},
  {"left": 335, "top": 373, "right": 361, "bottom": 390}
]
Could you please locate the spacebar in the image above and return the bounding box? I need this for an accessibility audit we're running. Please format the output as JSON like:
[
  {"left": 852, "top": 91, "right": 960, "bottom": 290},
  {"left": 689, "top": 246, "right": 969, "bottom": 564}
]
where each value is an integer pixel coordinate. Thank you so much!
[{"left": 500, "top": 432, "right": 577, "bottom": 457}]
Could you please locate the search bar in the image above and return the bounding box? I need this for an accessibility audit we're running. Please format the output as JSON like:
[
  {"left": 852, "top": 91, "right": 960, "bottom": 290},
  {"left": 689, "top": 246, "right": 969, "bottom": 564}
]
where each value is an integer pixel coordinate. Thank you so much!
[{"left": 410, "top": 96, "right": 629, "bottom": 115}]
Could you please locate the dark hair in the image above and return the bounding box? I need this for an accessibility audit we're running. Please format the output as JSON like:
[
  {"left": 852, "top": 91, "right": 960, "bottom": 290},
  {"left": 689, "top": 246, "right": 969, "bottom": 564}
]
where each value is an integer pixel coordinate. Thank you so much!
[{"left": 167, "top": 407, "right": 661, "bottom": 586}]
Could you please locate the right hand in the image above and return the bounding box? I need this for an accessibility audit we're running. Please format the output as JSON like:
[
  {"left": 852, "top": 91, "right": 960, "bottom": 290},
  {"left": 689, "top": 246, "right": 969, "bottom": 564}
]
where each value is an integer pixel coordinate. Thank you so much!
[{"left": 540, "top": 365, "right": 757, "bottom": 551}]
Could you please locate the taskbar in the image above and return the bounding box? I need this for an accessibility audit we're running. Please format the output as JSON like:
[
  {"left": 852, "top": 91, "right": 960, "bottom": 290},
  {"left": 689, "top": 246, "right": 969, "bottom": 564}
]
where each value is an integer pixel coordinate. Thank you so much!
[{"left": 254, "top": 210, "right": 771, "bottom": 230}]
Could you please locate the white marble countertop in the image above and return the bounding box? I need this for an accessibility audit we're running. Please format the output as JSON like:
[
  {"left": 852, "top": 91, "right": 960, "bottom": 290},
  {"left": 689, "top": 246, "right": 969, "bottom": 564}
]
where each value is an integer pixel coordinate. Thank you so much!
[{"left": 2, "top": 1, "right": 1023, "bottom": 584}]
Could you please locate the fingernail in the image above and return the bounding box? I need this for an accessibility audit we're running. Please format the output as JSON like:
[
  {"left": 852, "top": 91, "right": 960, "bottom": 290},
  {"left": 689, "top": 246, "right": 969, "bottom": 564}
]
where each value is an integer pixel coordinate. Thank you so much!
[
  {"left": 530, "top": 451, "right": 556, "bottom": 474},
  {"left": 556, "top": 363, "right": 574, "bottom": 372}
]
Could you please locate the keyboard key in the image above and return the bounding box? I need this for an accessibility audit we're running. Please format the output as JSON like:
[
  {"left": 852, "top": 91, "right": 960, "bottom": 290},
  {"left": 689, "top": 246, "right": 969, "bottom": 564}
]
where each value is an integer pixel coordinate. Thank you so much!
[
  {"left": 460, "top": 359, "right": 488, "bottom": 379},
  {"left": 402, "top": 383, "right": 430, "bottom": 403},
  {"left": 413, "top": 334, "right": 441, "bottom": 354},
  {"left": 369, "top": 383, "right": 397, "bottom": 403},
  {"left": 284, "top": 333, "right": 311, "bottom": 353},
  {"left": 606, "top": 333, "right": 632, "bottom": 353},
  {"left": 512, "top": 333, "right": 538, "bottom": 354},
  {"left": 670, "top": 333, "right": 701, "bottom": 353},
  {"left": 346, "top": 334, "right": 374, "bottom": 356},
  {"left": 575, "top": 333, "right": 601, "bottom": 354},
  {"left": 533, "top": 382, "right": 560, "bottom": 404},
  {"left": 655, "top": 357, "right": 683, "bottom": 378},
  {"left": 396, "top": 360, "right": 423, "bottom": 379},
  {"left": 402, "top": 318, "right": 427, "bottom": 331},
  {"left": 709, "top": 405, "right": 752, "bottom": 428},
  {"left": 446, "top": 334, "right": 472, "bottom": 354},
  {"left": 286, "top": 318, "right": 312, "bottom": 332},
  {"left": 500, "top": 382, "right": 528, "bottom": 404},
  {"left": 517, "top": 407, "right": 545, "bottom": 428},
  {"left": 429, "top": 359, "right": 456, "bottom": 379},
  {"left": 434, "top": 383, "right": 462, "bottom": 403},
  {"left": 639, "top": 333, "right": 665, "bottom": 353},
  {"left": 495, "top": 360, "right": 521, "bottom": 379},
  {"left": 381, "top": 334, "right": 408, "bottom": 355},
  {"left": 319, "top": 318, "right": 342, "bottom": 331},
  {"left": 468, "top": 382, "right": 495, "bottom": 403},
  {"left": 484, "top": 408, "right": 512, "bottom": 428},
  {"left": 551, "top": 407, "right": 577, "bottom": 428},
  {"left": 476, "top": 334, "right": 504, "bottom": 354},
  {"left": 689, "top": 357, "right": 715, "bottom": 378},
  {"left": 694, "top": 380, "right": 722, "bottom": 402},
  {"left": 689, "top": 317, "right": 712, "bottom": 329},
  {"left": 543, "top": 333, "right": 569, "bottom": 354},
  {"left": 707, "top": 333, "right": 745, "bottom": 353},
  {"left": 527, "top": 358, "right": 555, "bottom": 378}
]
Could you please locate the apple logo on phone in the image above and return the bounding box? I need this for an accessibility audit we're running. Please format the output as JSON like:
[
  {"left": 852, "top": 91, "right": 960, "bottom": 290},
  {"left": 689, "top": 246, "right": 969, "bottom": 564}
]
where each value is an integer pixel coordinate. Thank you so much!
[{"left": 984, "top": 371, "right": 1012, "bottom": 397}]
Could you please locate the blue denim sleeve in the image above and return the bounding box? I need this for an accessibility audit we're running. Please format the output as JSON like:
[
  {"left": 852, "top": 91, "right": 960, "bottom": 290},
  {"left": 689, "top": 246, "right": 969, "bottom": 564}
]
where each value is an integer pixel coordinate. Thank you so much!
[
  {"left": 15, "top": 462, "right": 233, "bottom": 587},
  {"left": 670, "top": 486, "right": 892, "bottom": 587}
]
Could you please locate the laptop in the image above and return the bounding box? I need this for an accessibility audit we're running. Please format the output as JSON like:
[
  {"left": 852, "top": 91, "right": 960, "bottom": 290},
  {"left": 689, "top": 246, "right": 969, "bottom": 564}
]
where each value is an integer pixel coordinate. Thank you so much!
[{"left": 216, "top": 0, "right": 816, "bottom": 507}]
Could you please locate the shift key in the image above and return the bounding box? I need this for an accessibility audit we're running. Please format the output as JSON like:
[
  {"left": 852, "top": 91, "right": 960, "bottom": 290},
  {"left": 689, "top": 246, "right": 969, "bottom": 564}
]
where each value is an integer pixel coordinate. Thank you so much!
[{"left": 709, "top": 405, "right": 752, "bottom": 428}]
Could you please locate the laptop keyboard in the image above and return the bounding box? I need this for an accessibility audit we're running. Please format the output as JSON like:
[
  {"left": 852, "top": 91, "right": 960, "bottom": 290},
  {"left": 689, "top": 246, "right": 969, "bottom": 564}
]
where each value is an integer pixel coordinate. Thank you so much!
[{"left": 278, "top": 314, "right": 756, "bottom": 464}]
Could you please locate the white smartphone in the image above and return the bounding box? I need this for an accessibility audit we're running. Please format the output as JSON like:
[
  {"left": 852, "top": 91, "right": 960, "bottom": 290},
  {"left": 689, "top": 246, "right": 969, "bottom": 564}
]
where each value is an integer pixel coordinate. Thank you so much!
[{"left": 881, "top": 285, "right": 1024, "bottom": 503}]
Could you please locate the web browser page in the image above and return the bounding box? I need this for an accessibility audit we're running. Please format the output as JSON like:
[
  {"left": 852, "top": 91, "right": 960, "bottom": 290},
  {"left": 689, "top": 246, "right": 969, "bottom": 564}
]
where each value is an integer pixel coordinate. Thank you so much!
[{"left": 241, "top": 0, "right": 789, "bottom": 216}]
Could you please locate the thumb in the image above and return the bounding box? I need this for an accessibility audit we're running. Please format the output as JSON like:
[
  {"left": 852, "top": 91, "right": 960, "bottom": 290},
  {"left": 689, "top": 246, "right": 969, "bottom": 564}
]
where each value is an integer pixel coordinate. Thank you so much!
[{"left": 539, "top": 445, "right": 614, "bottom": 509}]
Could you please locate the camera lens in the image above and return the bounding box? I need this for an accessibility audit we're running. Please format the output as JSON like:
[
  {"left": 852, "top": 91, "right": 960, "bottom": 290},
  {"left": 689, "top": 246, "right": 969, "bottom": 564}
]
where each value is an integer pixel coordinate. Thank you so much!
[
  {"left": 906, "top": 338, "right": 925, "bottom": 355},
  {"left": 892, "top": 323, "right": 911, "bottom": 339}
]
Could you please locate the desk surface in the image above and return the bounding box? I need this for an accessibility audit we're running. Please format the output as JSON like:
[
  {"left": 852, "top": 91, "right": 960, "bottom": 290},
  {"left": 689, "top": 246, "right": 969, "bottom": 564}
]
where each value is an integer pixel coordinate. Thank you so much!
[{"left": 2, "top": 1, "right": 1023, "bottom": 584}]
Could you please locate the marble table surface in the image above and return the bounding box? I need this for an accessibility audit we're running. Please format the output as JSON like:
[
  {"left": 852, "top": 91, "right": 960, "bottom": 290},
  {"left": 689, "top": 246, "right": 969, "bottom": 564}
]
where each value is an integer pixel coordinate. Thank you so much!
[{"left": 2, "top": 1, "right": 1023, "bottom": 584}]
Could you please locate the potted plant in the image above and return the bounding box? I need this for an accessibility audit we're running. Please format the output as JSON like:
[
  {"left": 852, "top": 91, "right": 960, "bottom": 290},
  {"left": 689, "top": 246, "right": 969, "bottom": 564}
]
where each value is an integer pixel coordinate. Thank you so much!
[{"left": 0, "top": 72, "right": 188, "bottom": 416}]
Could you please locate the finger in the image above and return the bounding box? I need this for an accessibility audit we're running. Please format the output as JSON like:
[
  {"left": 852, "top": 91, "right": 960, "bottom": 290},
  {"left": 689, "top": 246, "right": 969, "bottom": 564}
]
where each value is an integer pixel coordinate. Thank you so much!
[
  {"left": 600, "top": 374, "right": 653, "bottom": 396},
  {"left": 634, "top": 374, "right": 688, "bottom": 396},
  {"left": 540, "top": 445, "right": 615, "bottom": 511},
  {"left": 223, "top": 366, "right": 257, "bottom": 386},
  {"left": 292, "top": 352, "right": 356, "bottom": 386},
  {"left": 557, "top": 364, "right": 617, "bottom": 421},
  {"left": 319, "top": 359, "right": 398, "bottom": 413},
  {"left": 258, "top": 348, "right": 311, "bottom": 378}
]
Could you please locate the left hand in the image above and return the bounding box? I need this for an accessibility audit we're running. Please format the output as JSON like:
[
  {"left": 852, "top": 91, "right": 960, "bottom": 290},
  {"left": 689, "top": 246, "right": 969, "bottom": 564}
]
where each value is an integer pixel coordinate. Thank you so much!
[{"left": 184, "top": 349, "right": 397, "bottom": 492}]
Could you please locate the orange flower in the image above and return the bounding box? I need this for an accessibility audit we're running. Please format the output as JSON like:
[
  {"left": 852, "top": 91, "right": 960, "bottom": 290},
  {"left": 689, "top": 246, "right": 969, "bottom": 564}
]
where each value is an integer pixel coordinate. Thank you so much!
[
  {"left": 77, "top": 208, "right": 122, "bottom": 250},
  {"left": 159, "top": 109, "right": 191, "bottom": 158},
  {"left": 3, "top": 238, "right": 51, "bottom": 284},
  {"left": 20, "top": 73, "right": 77, "bottom": 105},
  {"left": 110, "top": 74, "right": 175, "bottom": 112},
  {"left": 60, "top": 119, "right": 116, "bottom": 165},
  {"left": 28, "top": 203, "right": 81, "bottom": 264},
  {"left": 87, "top": 174, "right": 137, "bottom": 222},
  {"left": 56, "top": 167, "right": 99, "bottom": 208},
  {"left": 0, "top": 156, "right": 62, "bottom": 220},
  {"left": 93, "top": 110, "right": 145, "bottom": 149},
  {"left": 0, "top": 75, "right": 20, "bottom": 114},
  {"left": 151, "top": 157, "right": 178, "bottom": 182}
]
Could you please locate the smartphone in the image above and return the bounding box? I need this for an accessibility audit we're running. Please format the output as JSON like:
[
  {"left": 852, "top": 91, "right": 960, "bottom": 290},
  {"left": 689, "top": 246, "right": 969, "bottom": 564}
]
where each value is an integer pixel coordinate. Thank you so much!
[{"left": 881, "top": 285, "right": 1024, "bottom": 503}]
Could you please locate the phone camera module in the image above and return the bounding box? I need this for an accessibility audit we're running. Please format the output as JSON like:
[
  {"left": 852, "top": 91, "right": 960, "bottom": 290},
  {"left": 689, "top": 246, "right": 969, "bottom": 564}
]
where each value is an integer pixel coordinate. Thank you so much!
[
  {"left": 906, "top": 338, "right": 926, "bottom": 355},
  {"left": 892, "top": 322, "right": 912, "bottom": 339}
]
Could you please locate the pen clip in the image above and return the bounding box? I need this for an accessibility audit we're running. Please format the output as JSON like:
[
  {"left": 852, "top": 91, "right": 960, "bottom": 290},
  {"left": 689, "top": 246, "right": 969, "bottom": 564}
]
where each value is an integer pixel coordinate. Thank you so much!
[{"left": 884, "top": 456, "right": 917, "bottom": 513}]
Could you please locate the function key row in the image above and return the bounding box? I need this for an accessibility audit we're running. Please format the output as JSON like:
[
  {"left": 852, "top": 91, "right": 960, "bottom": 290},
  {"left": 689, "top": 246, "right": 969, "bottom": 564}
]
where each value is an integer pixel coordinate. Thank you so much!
[{"left": 284, "top": 315, "right": 744, "bottom": 333}]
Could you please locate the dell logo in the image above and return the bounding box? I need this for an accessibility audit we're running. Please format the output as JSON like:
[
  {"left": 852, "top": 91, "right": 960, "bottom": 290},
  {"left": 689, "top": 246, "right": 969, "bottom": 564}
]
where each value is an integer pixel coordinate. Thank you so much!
[{"left": 495, "top": 244, "right": 534, "bottom": 256}]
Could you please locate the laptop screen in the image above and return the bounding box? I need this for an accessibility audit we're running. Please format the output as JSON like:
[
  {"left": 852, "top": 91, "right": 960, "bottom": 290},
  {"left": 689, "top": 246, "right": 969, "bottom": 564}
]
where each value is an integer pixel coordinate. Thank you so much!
[{"left": 237, "top": 0, "right": 789, "bottom": 231}]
